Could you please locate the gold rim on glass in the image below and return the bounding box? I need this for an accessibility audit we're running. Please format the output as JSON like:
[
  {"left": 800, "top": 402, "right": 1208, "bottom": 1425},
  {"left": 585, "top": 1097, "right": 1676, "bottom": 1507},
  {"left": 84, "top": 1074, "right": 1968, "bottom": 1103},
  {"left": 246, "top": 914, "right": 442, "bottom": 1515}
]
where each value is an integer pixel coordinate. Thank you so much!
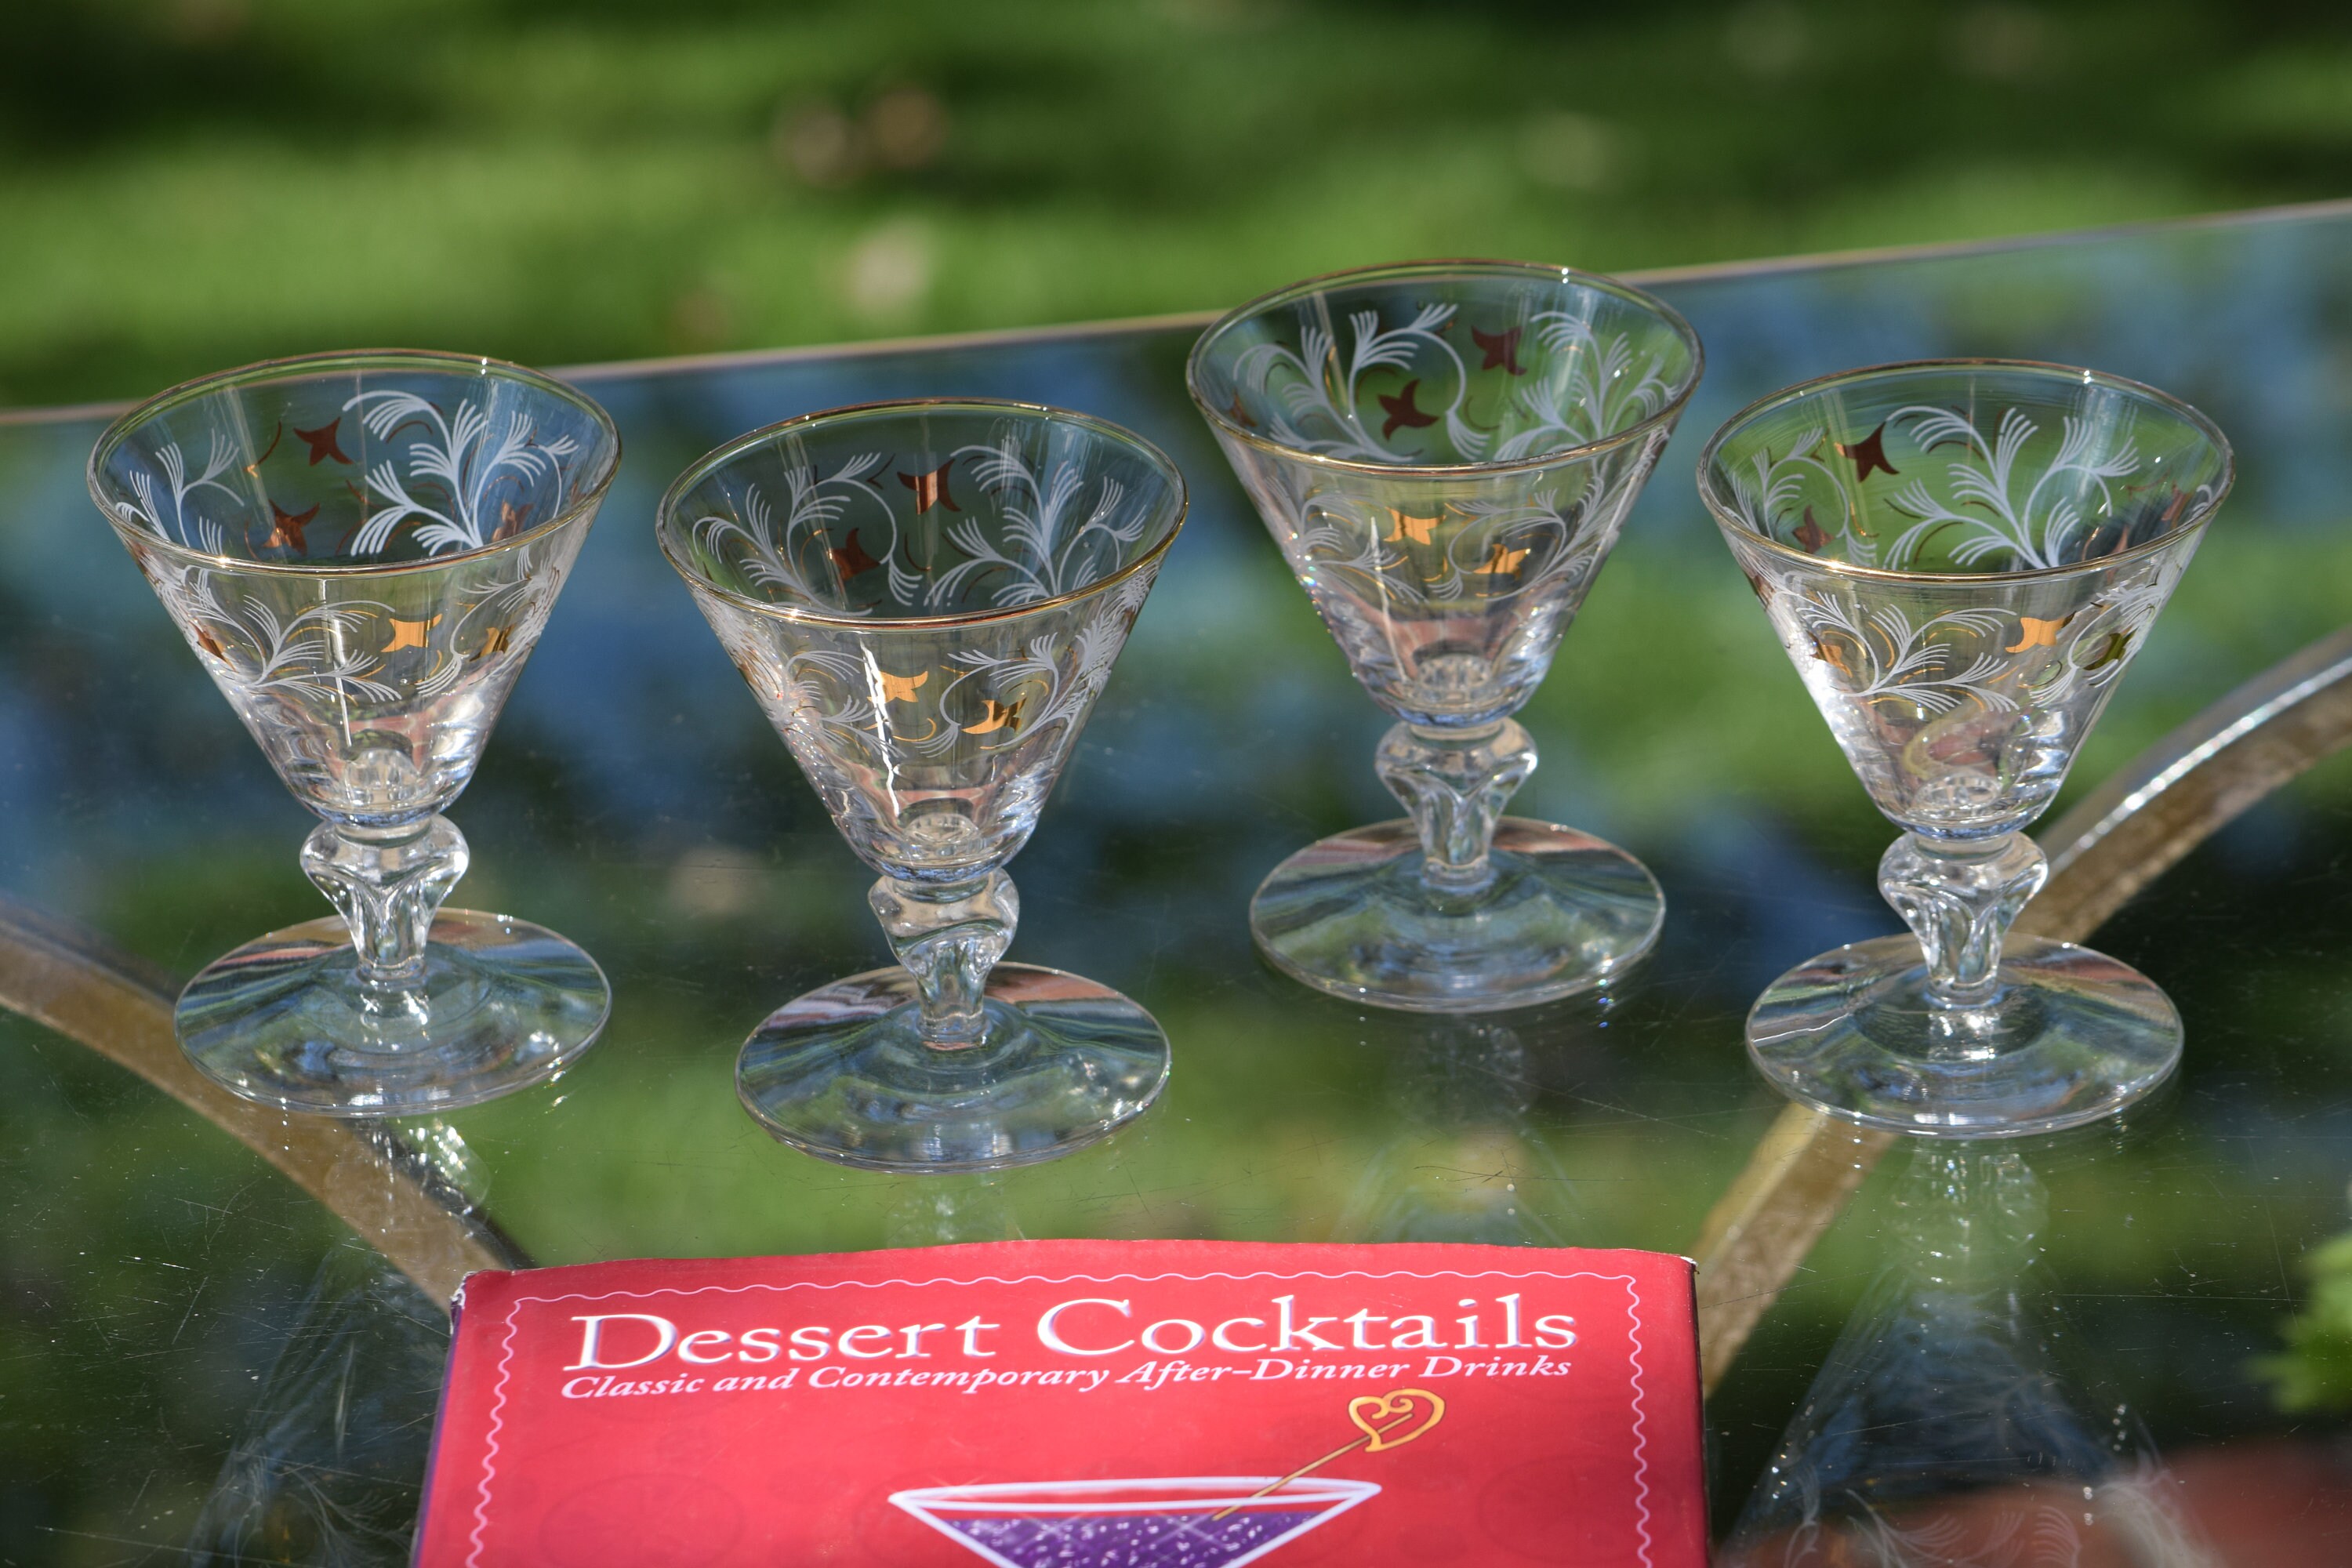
[
  {"left": 86, "top": 347, "right": 624, "bottom": 579},
  {"left": 1695, "top": 356, "right": 2236, "bottom": 585},
  {"left": 655, "top": 397, "right": 1189, "bottom": 630},
  {"left": 1185, "top": 257, "right": 1706, "bottom": 478}
]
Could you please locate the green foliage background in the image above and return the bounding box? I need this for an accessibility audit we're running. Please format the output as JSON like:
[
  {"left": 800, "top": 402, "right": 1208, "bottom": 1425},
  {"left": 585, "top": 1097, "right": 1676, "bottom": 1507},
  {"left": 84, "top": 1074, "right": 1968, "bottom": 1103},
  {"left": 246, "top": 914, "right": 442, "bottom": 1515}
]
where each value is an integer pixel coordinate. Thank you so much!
[{"left": 5, "top": 0, "right": 2352, "bottom": 407}]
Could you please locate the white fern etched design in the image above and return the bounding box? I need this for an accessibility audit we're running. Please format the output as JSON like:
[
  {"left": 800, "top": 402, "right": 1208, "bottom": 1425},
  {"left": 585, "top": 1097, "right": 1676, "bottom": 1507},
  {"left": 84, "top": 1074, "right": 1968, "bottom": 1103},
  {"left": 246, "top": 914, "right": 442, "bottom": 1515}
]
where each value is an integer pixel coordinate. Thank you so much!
[
  {"left": 694, "top": 444, "right": 1148, "bottom": 616},
  {"left": 931, "top": 441, "right": 1152, "bottom": 608},
  {"left": 1235, "top": 303, "right": 1472, "bottom": 462},
  {"left": 936, "top": 571, "right": 1152, "bottom": 752},
  {"left": 347, "top": 390, "right": 579, "bottom": 555},
  {"left": 691, "top": 455, "right": 916, "bottom": 615},
  {"left": 1791, "top": 595, "right": 2018, "bottom": 713},
  {"left": 1882, "top": 405, "right": 2141, "bottom": 570},
  {"left": 1720, "top": 429, "right": 1882, "bottom": 565},
  {"left": 110, "top": 436, "right": 237, "bottom": 554},
  {"left": 1232, "top": 299, "right": 1676, "bottom": 466},
  {"left": 414, "top": 561, "right": 552, "bottom": 699},
  {"left": 162, "top": 567, "right": 401, "bottom": 703},
  {"left": 1491, "top": 312, "right": 1676, "bottom": 461}
]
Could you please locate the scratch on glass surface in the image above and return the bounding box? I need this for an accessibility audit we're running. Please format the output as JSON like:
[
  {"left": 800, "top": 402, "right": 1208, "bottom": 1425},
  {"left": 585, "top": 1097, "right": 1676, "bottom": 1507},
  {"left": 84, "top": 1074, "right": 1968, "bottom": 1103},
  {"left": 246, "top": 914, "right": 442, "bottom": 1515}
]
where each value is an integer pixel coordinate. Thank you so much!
[{"left": 185, "top": 1241, "right": 450, "bottom": 1567}]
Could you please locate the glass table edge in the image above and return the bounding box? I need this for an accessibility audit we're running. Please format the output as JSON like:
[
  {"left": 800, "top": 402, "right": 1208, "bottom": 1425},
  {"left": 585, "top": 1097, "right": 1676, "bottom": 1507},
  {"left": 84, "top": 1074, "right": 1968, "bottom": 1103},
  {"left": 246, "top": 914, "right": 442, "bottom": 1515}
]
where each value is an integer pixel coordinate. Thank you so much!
[{"left": 7, "top": 194, "right": 2350, "bottom": 430}]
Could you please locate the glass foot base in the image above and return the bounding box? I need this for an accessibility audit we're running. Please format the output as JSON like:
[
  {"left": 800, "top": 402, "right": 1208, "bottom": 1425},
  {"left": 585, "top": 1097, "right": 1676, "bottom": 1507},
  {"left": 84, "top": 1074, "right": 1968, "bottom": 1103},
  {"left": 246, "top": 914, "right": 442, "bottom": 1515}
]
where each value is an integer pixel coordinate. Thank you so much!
[
  {"left": 1247, "top": 817, "right": 1664, "bottom": 1013},
  {"left": 176, "top": 910, "right": 611, "bottom": 1117},
  {"left": 736, "top": 963, "right": 1170, "bottom": 1173},
  {"left": 1747, "top": 934, "right": 2183, "bottom": 1138}
]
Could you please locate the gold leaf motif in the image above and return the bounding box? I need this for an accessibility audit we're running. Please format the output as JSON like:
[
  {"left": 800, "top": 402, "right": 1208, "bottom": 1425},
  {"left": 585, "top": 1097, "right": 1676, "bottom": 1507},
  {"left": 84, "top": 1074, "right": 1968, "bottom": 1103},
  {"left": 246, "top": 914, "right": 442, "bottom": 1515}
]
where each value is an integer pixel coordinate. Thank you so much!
[
  {"left": 1384, "top": 511, "right": 1440, "bottom": 546},
  {"left": 2005, "top": 615, "right": 2069, "bottom": 652},
  {"left": 966, "top": 696, "right": 1025, "bottom": 735},
  {"left": 385, "top": 615, "right": 441, "bottom": 652}
]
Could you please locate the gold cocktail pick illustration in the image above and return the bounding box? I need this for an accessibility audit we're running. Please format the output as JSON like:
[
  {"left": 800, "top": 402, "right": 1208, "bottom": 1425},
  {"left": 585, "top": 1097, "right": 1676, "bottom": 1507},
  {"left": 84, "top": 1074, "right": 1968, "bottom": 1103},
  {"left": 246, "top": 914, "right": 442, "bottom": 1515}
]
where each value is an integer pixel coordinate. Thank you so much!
[{"left": 1210, "top": 1388, "right": 1446, "bottom": 1520}]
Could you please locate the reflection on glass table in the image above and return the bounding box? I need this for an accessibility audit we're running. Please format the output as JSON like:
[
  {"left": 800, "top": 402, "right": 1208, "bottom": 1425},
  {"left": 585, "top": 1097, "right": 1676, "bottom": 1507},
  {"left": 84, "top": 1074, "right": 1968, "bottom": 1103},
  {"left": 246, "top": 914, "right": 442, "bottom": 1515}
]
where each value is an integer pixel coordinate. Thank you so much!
[{"left": 2, "top": 201, "right": 2352, "bottom": 1561}]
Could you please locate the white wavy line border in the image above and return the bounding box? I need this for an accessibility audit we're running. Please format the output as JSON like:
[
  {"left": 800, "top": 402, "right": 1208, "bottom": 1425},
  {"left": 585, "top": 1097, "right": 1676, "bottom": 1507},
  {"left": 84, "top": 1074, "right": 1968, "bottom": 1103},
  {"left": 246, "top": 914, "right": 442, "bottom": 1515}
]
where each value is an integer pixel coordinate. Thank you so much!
[{"left": 459, "top": 1263, "right": 1664, "bottom": 1568}]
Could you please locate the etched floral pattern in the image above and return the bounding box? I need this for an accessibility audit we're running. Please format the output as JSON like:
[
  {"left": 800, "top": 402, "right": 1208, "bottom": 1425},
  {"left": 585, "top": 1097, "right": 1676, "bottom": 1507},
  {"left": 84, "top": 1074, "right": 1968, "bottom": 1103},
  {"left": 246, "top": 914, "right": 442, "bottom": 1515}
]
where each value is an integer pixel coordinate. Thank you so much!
[
  {"left": 1209, "top": 408, "right": 1674, "bottom": 729},
  {"left": 1218, "top": 301, "right": 1681, "bottom": 467},
  {"left": 686, "top": 435, "right": 1160, "bottom": 619},
  {"left": 99, "top": 369, "right": 603, "bottom": 564},
  {"left": 1190, "top": 265, "right": 1698, "bottom": 734},
  {"left": 93, "top": 355, "right": 612, "bottom": 828},
  {"left": 1719, "top": 399, "right": 2220, "bottom": 574},
  {"left": 662, "top": 405, "right": 1185, "bottom": 885},
  {"left": 1706, "top": 365, "right": 2227, "bottom": 838},
  {"left": 125, "top": 529, "right": 582, "bottom": 824},
  {"left": 1729, "top": 532, "right": 2195, "bottom": 835}
]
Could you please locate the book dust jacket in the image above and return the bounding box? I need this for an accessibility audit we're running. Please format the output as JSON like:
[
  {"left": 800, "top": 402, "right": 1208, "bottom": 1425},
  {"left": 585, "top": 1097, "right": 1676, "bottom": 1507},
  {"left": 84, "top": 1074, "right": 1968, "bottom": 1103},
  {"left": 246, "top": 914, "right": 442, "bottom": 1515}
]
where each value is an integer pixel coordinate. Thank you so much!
[{"left": 413, "top": 1240, "right": 1708, "bottom": 1566}]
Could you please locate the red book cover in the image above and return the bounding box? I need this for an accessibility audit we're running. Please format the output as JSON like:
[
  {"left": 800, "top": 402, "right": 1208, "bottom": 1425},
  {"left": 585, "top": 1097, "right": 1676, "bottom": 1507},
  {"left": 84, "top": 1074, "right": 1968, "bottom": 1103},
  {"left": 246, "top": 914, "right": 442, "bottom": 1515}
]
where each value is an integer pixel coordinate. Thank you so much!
[{"left": 413, "top": 1240, "right": 1708, "bottom": 1567}]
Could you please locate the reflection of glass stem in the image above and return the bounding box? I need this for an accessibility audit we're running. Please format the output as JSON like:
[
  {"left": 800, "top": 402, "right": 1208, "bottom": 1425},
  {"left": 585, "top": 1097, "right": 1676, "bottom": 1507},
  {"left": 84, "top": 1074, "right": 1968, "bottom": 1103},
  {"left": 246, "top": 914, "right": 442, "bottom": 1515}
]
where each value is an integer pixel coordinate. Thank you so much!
[
  {"left": 871, "top": 870, "right": 1018, "bottom": 1047},
  {"left": 1377, "top": 719, "right": 1537, "bottom": 895},
  {"left": 303, "top": 815, "right": 467, "bottom": 1007},
  {"left": 1879, "top": 832, "right": 2049, "bottom": 1011}
]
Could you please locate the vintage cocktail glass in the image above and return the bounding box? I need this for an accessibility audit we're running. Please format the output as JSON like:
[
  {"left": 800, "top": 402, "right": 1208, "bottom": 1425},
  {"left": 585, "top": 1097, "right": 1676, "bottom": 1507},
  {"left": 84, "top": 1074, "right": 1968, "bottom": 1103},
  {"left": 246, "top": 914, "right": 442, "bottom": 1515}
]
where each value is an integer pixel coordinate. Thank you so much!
[
  {"left": 657, "top": 399, "right": 1186, "bottom": 1171},
  {"left": 1698, "top": 360, "right": 2230, "bottom": 1136},
  {"left": 87, "top": 350, "right": 621, "bottom": 1115},
  {"left": 1188, "top": 260, "right": 1702, "bottom": 1011}
]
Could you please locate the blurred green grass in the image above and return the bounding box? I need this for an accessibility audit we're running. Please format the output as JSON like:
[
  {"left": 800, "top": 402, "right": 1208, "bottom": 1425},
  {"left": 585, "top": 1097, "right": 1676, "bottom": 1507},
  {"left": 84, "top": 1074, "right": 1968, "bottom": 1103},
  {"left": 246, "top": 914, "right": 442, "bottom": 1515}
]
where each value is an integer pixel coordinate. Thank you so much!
[{"left": 5, "top": 0, "right": 2352, "bottom": 408}]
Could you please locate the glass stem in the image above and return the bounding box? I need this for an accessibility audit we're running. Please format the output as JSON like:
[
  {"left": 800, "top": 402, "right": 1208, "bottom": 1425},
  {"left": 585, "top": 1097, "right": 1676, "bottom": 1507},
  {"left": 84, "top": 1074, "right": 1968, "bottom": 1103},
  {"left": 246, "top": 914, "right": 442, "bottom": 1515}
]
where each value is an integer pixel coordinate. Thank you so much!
[
  {"left": 1377, "top": 718, "right": 1537, "bottom": 895},
  {"left": 303, "top": 815, "right": 468, "bottom": 994},
  {"left": 870, "top": 869, "right": 1018, "bottom": 1048},
  {"left": 1878, "top": 831, "right": 2048, "bottom": 1009}
]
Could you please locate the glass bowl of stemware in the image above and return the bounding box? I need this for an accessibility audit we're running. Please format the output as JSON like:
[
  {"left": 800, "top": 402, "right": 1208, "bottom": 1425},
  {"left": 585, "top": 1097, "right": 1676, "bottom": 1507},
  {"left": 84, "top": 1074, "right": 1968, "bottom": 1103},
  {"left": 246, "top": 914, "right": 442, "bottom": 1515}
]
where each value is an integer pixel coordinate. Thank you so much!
[
  {"left": 1699, "top": 358, "right": 2231, "bottom": 1136},
  {"left": 658, "top": 398, "right": 1186, "bottom": 1172},
  {"left": 1187, "top": 260, "right": 1703, "bottom": 1012},
  {"left": 88, "top": 350, "right": 621, "bottom": 1116}
]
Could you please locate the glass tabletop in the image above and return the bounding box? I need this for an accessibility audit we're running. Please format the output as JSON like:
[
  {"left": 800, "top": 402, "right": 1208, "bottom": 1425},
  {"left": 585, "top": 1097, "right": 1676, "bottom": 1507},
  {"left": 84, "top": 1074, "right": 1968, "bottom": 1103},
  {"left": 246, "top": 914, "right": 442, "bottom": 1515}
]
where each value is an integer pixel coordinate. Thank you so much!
[{"left": 4, "top": 202, "right": 2352, "bottom": 1561}]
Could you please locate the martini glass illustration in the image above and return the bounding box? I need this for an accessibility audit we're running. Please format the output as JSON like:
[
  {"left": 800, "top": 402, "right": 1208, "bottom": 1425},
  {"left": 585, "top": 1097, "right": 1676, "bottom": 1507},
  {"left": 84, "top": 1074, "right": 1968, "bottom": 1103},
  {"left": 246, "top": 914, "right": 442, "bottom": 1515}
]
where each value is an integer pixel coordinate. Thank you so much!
[
  {"left": 1698, "top": 360, "right": 2230, "bottom": 1135},
  {"left": 658, "top": 399, "right": 1186, "bottom": 1171},
  {"left": 87, "top": 350, "right": 620, "bottom": 1116},
  {"left": 1188, "top": 260, "right": 1702, "bottom": 1011},
  {"left": 892, "top": 1478, "right": 1378, "bottom": 1568},
  {"left": 892, "top": 1388, "right": 1440, "bottom": 1568}
]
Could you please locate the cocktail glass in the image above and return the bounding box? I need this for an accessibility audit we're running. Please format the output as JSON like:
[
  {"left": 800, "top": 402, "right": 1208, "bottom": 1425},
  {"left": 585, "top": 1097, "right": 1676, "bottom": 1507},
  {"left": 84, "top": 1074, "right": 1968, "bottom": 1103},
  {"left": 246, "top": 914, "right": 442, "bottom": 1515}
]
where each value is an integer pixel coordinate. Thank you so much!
[
  {"left": 87, "top": 350, "right": 621, "bottom": 1115},
  {"left": 1188, "top": 261, "right": 1702, "bottom": 1011},
  {"left": 1698, "top": 359, "right": 2230, "bottom": 1135},
  {"left": 891, "top": 1477, "right": 1379, "bottom": 1568},
  {"left": 657, "top": 399, "right": 1186, "bottom": 1171}
]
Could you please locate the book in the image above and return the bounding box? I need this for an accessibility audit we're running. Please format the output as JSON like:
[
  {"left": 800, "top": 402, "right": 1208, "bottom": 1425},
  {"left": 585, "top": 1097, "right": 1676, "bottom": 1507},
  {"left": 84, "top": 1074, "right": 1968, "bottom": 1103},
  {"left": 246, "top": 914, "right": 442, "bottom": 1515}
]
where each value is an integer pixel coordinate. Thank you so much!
[{"left": 414, "top": 1239, "right": 1708, "bottom": 1566}]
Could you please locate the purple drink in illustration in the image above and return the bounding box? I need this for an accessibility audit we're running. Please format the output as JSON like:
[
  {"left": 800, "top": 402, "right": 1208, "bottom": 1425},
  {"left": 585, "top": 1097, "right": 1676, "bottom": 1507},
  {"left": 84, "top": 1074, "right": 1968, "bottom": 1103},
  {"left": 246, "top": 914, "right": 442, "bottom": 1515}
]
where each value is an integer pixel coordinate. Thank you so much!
[{"left": 890, "top": 1477, "right": 1381, "bottom": 1568}]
